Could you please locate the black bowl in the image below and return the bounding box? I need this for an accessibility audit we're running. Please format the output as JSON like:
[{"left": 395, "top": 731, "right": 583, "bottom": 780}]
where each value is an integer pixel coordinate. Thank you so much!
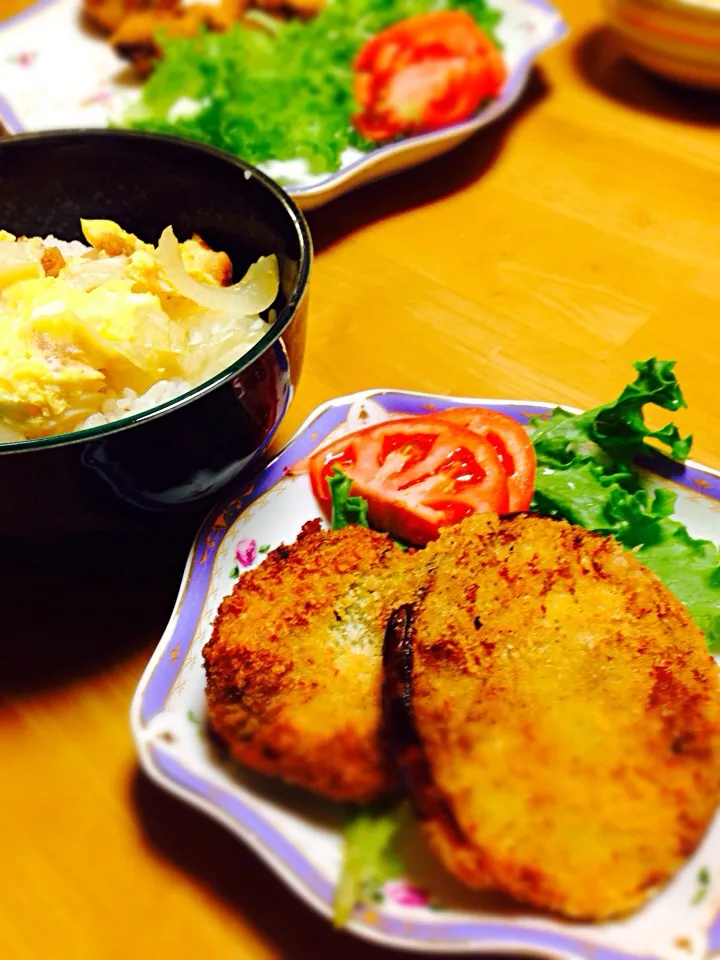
[{"left": 0, "top": 130, "right": 311, "bottom": 538}]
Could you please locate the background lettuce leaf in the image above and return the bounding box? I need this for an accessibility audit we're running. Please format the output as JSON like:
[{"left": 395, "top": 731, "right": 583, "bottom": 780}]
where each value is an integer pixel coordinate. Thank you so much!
[{"left": 125, "top": 0, "right": 502, "bottom": 173}]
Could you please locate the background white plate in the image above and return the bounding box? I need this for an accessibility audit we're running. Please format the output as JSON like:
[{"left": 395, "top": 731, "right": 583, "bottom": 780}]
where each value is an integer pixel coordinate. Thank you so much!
[
  {"left": 0, "top": 0, "right": 567, "bottom": 208},
  {"left": 131, "top": 389, "right": 720, "bottom": 959}
]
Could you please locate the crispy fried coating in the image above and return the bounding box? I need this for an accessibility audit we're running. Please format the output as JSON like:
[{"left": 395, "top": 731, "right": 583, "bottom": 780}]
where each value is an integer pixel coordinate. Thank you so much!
[
  {"left": 407, "top": 513, "right": 720, "bottom": 920},
  {"left": 94, "top": 0, "right": 322, "bottom": 74},
  {"left": 185, "top": 234, "right": 233, "bottom": 286},
  {"left": 203, "top": 520, "right": 424, "bottom": 802},
  {"left": 84, "top": 0, "right": 179, "bottom": 37},
  {"left": 40, "top": 246, "right": 65, "bottom": 278},
  {"left": 110, "top": 0, "right": 248, "bottom": 76}
]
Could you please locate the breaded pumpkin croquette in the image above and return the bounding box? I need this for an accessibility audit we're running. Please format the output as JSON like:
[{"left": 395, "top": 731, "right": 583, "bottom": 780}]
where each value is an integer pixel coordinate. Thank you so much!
[
  {"left": 397, "top": 513, "right": 720, "bottom": 921},
  {"left": 203, "top": 519, "right": 425, "bottom": 802}
]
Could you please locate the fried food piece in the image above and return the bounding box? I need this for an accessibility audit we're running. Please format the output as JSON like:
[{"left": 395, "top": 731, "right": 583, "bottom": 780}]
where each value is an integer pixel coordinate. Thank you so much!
[
  {"left": 183, "top": 234, "right": 233, "bottom": 286},
  {"left": 111, "top": 0, "right": 248, "bottom": 76},
  {"left": 80, "top": 218, "right": 147, "bottom": 257},
  {"left": 84, "top": 0, "right": 179, "bottom": 36},
  {"left": 387, "top": 513, "right": 720, "bottom": 920},
  {"left": 91, "top": 0, "right": 322, "bottom": 75},
  {"left": 203, "top": 519, "right": 424, "bottom": 803},
  {"left": 40, "top": 246, "right": 65, "bottom": 278},
  {"left": 253, "top": 0, "right": 325, "bottom": 18}
]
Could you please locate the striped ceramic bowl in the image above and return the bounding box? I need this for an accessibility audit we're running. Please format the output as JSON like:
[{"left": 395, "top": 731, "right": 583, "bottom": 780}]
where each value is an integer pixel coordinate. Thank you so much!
[{"left": 604, "top": 0, "right": 720, "bottom": 87}]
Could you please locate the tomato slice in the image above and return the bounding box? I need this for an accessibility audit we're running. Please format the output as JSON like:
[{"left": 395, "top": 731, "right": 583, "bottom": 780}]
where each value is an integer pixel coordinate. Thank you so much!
[
  {"left": 434, "top": 407, "right": 535, "bottom": 512},
  {"left": 352, "top": 11, "right": 506, "bottom": 141},
  {"left": 308, "top": 416, "right": 509, "bottom": 545}
]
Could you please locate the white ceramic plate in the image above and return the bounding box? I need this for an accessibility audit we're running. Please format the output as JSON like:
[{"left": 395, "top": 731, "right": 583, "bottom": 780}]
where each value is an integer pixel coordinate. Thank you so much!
[
  {"left": 131, "top": 389, "right": 720, "bottom": 959},
  {"left": 0, "top": 0, "right": 567, "bottom": 209}
]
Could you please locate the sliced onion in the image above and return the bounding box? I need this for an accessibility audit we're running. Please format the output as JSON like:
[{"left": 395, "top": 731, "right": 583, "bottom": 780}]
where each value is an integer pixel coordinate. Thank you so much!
[
  {"left": 0, "top": 241, "right": 42, "bottom": 288},
  {"left": 0, "top": 420, "right": 25, "bottom": 443},
  {"left": 65, "top": 255, "right": 128, "bottom": 291},
  {"left": 157, "top": 227, "right": 279, "bottom": 316}
]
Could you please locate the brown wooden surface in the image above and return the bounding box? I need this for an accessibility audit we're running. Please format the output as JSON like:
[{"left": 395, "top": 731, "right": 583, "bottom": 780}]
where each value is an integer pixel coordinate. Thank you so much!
[
  {"left": 2, "top": 0, "right": 720, "bottom": 957},
  {"left": 0, "top": 0, "right": 36, "bottom": 18}
]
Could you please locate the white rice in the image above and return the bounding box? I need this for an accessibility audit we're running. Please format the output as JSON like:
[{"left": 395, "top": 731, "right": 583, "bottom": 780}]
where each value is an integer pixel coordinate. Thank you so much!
[
  {"left": 42, "top": 235, "right": 91, "bottom": 259},
  {"left": 79, "top": 378, "right": 192, "bottom": 431}
]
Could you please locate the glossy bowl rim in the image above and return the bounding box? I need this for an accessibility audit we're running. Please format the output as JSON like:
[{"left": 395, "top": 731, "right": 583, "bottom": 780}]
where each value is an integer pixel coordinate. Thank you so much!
[{"left": 0, "top": 128, "right": 313, "bottom": 456}]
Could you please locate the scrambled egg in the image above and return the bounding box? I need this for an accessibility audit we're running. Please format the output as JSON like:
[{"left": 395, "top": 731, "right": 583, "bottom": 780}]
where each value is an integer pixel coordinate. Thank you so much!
[{"left": 0, "top": 220, "right": 269, "bottom": 442}]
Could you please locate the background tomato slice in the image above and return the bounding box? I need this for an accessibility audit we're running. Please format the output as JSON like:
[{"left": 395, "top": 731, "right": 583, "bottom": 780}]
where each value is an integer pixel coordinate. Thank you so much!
[
  {"left": 435, "top": 407, "right": 536, "bottom": 512},
  {"left": 308, "top": 416, "right": 509, "bottom": 545},
  {"left": 352, "top": 11, "right": 506, "bottom": 141}
]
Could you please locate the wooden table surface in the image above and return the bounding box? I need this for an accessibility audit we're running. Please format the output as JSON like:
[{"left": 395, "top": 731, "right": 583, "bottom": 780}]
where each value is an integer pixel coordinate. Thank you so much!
[{"left": 2, "top": 0, "right": 720, "bottom": 957}]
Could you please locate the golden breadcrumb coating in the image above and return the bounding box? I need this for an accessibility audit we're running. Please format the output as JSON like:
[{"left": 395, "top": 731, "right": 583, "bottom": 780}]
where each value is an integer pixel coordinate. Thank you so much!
[
  {"left": 407, "top": 513, "right": 720, "bottom": 920},
  {"left": 204, "top": 519, "right": 424, "bottom": 802}
]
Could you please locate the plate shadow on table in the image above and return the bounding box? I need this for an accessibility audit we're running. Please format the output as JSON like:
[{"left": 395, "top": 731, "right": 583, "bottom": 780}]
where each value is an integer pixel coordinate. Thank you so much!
[
  {"left": 306, "top": 68, "right": 549, "bottom": 256},
  {"left": 0, "top": 527, "right": 193, "bottom": 696},
  {"left": 132, "top": 769, "right": 511, "bottom": 960},
  {"left": 573, "top": 26, "right": 720, "bottom": 126}
]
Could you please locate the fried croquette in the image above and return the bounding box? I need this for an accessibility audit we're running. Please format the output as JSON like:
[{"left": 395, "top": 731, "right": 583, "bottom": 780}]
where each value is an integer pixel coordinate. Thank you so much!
[
  {"left": 203, "top": 519, "right": 424, "bottom": 803},
  {"left": 387, "top": 513, "right": 720, "bottom": 921},
  {"left": 88, "top": 0, "right": 323, "bottom": 74}
]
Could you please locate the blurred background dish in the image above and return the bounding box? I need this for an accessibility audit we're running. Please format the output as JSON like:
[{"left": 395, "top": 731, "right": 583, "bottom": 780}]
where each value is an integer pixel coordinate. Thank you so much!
[
  {"left": 0, "top": 130, "right": 311, "bottom": 537},
  {"left": 603, "top": 0, "right": 720, "bottom": 87},
  {"left": 0, "top": 0, "right": 567, "bottom": 208}
]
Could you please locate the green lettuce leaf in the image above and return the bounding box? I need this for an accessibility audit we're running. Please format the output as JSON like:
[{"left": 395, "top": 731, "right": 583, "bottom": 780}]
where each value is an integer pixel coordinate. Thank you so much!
[
  {"left": 532, "top": 460, "right": 635, "bottom": 530},
  {"left": 531, "top": 359, "right": 720, "bottom": 651},
  {"left": 600, "top": 486, "right": 720, "bottom": 645},
  {"left": 637, "top": 526, "right": 720, "bottom": 649},
  {"left": 328, "top": 466, "right": 370, "bottom": 530},
  {"left": 328, "top": 467, "right": 413, "bottom": 549},
  {"left": 333, "top": 801, "right": 407, "bottom": 927},
  {"left": 531, "top": 358, "right": 692, "bottom": 469}
]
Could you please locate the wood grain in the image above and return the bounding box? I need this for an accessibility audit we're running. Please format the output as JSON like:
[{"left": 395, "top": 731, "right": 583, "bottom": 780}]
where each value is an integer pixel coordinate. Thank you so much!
[{"left": 2, "top": 0, "right": 720, "bottom": 957}]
